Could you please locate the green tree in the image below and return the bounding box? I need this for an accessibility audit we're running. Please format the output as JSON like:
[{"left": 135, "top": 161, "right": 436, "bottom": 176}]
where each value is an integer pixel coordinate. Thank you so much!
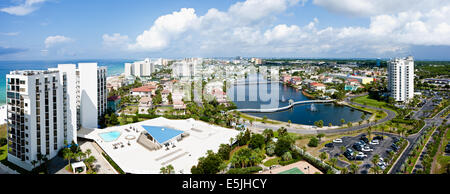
[
  {"left": 308, "top": 137, "right": 319, "bottom": 147},
  {"left": 248, "top": 134, "right": 265, "bottom": 150},
  {"left": 317, "top": 133, "right": 325, "bottom": 141},
  {"left": 349, "top": 163, "right": 359, "bottom": 174},
  {"left": 262, "top": 129, "right": 274, "bottom": 142},
  {"left": 275, "top": 135, "right": 294, "bottom": 156},
  {"left": 217, "top": 144, "right": 232, "bottom": 161},
  {"left": 319, "top": 152, "right": 327, "bottom": 162},
  {"left": 340, "top": 119, "right": 346, "bottom": 125}
]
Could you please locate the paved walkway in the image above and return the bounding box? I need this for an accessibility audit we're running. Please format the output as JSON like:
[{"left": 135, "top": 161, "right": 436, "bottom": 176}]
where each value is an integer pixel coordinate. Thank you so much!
[{"left": 79, "top": 141, "right": 117, "bottom": 174}]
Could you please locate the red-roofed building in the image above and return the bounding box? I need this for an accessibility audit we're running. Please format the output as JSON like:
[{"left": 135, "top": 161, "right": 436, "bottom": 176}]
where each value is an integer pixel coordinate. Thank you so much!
[
  {"left": 131, "top": 86, "right": 156, "bottom": 97},
  {"left": 309, "top": 82, "right": 326, "bottom": 92}
]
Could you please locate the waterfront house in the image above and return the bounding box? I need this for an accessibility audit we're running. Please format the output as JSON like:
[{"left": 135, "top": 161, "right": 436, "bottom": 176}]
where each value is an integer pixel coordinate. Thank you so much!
[{"left": 309, "top": 82, "right": 326, "bottom": 92}]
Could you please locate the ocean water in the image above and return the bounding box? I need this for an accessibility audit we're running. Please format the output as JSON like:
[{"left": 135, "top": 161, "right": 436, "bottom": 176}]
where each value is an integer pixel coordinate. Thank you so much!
[{"left": 0, "top": 59, "right": 130, "bottom": 105}]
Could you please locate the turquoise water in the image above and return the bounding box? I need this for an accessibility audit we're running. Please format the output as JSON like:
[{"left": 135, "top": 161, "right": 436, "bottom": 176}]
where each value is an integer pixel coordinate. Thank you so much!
[
  {"left": 99, "top": 131, "right": 122, "bottom": 142},
  {"left": 0, "top": 59, "right": 132, "bottom": 105}
]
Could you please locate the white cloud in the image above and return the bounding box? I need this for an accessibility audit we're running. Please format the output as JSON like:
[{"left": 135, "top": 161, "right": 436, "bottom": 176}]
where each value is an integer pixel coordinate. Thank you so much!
[
  {"left": 106, "top": 0, "right": 450, "bottom": 57},
  {"left": 1, "top": 0, "right": 47, "bottom": 16},
  {"left": 102, "top": 33, "right": 129, "bottom": 48},
  {"left": 45, "top": 35, "right": 73, "bottom": 48},
  {"left": 128, "top": 8, "right": 199, "bottom": 51},
  {"left": 312, "top": 0, "right": 448, "bottom": 17},
  {"left": 0, "top": 32, "right": 20, "bottom": 36}
]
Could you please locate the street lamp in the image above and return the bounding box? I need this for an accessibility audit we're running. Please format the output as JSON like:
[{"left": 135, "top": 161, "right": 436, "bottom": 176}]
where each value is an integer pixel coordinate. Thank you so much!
[{"left": 304, "top": 166, "right": 310, "bottom": 174}]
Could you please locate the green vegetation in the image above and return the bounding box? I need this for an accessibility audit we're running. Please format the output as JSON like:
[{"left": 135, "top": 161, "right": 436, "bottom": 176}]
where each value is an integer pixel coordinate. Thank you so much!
[
  {"left": 404, "top": 127, "right": 436, "bottom": 174},
  {"left": 102, "top": 152, "right": 125, "bottom": 174},
  {"left": 263, "top": 157, "right": 281, "bottom": 167}
]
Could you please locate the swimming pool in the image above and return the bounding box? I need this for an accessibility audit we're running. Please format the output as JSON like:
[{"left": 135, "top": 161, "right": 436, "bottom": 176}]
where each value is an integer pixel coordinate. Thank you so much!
[{"left": 99, "top": 131, "right": 122, "bottom": 142}]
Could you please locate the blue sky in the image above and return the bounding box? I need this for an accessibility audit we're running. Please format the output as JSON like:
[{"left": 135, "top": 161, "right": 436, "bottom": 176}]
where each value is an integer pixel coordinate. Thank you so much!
[{"left": 1, "top": 0, "right": 450, "bottom": 60}]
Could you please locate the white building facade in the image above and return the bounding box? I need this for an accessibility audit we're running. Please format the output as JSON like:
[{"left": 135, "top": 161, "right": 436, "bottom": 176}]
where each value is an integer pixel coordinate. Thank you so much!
[
  {"left": 388, "top": 56, "right": 415, "bottom": 102},
  {"left": 5, "top": 63, "right": 107, "bottom": 170},
  {"left": 124, "top": 58, "right": 155, "bottom": 78}
]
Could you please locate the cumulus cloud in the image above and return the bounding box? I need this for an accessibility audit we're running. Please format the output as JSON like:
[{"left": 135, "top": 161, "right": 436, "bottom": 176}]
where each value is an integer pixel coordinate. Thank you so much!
[
  {"left": 106, "top": 0, "right": 450, "bottom": 57},
  {"left": 44, "top": 35, "right": 73, "bottom": 48},
  {"left": 1, "top": 0, "right": 47, "bottom": 16}
]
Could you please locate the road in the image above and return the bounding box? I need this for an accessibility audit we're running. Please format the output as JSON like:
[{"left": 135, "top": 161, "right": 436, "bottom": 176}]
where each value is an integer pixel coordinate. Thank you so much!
[{"left": 389, "top": 97, "right": 449, "bottom": 174}]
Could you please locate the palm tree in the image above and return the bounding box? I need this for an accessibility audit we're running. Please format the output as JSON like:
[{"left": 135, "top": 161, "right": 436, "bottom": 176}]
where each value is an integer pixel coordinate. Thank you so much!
[
  {"left": 319, "top": 152, "right": 327, "bottom": 162},
  {"left": 63, "top": 149, "right": 74, "bottom": 169},
  {"left": 160, "top": 166, "right": 167, "bottom": 174},
  {"left": 86, "top": 149, "right": 92, "bottom": 158},
  {"left": 166, "top": 165, "right": 175, "bottom": 174},
  {"left": 330, "top": 158, "right": 338, "bottom": 168},
  {"left": 349, "top": 163, "right": 359, "bottom": 174},
  {"left": 84, "top": 156, "right": 97, "bottom": 172},
  {"left": 370, "top": 165, "right": 381, "bottom": 174},
  {"left": 288, "top": 120, "right": 291, "bottom": 127},
  {"left": 341, "top": 167, "right": 349, "bottom": 174}
]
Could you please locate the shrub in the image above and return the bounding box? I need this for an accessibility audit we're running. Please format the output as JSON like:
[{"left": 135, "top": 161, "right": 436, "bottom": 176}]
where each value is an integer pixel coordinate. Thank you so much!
[
  {"left": 308, "top": 137, "right": 319, "bottom": 147},
  {"left": 282, "top": 151, "right": 293, "bottom": 161},
  {"left": 266, "top": 143, "right": 276, "bottom": 156},
  {"left": 226, "top": 166, "right": 262, "bottom": 174}
]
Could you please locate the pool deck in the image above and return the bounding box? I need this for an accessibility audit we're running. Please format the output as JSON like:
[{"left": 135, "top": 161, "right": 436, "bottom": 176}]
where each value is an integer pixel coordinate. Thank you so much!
[{"left": 78, "top": 117, "right": 240, "bottom": 174}]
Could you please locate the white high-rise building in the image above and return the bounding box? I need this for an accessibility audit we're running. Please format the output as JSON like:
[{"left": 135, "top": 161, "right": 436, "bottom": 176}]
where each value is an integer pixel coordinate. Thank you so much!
[
  {"left": 5, "top": 63, "right": 106, "bottom": 171},
  {"left": 388, "top": 56, "right": 415, "bottom": 102},
  {"left": 124, "top": 58, "right": 155, "bottom": 77}
]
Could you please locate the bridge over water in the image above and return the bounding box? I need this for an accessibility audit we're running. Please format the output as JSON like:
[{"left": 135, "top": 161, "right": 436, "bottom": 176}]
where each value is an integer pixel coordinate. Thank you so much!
[
  {"left": 232, "top": 80, "right": 281, "bottom": 85},
  {"left": 230, "top": 100, "right": 335, "bottom": 113}
]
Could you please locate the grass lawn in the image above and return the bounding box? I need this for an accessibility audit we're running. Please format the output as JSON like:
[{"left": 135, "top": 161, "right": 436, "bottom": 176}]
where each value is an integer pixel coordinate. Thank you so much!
[
  {"left": 263, "top": 157, "right": 281, "bottom": 167},
  {"left": 239, "top": 113, "right": 281, "bottom": 125},
  {"left": 352, "top": 95, "right": 398, "bottom": 114}
]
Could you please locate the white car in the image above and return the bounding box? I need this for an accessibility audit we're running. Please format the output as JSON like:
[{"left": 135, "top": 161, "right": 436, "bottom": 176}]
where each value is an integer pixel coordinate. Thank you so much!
[
  {"left": 369, "top": 140, "right": 380, "bottom": 145},
  {"left": 356, "top": 152, "right": 367, "bottom": 158},
  {"left": 333, "top": 139, "right": 343, "bottom": 143},
  {"left": 362, "top": 146, "right": 374, "bottom": 152}
]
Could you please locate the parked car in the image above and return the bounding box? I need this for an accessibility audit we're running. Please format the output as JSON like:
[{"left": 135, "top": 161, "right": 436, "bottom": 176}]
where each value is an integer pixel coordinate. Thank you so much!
[
  {"left": 333, "top": 139, "right": 343, "bottom": 143},
  {"left": 353, "top": 143, "right": 363, "bottom": 151},
  {"left": 325, "top": 143, "right": 334, "bottom": 148},
  {"left": 391, "top": 144, "right": 400, "bottom": 152},
  {"left": 393, "top": 137, "right": 400, "bottom": 143},
  {"left": 344, "top": 149, "right": 355, "bottom": 160},
  {"left": 362, "top": 146, "right": 374, "bottom": 152},
  {"left": 369, "top": 140, "right": 380, "bottom": 145},
  {"left": 356, "top": 152, "right": 367, "bottom": 158},
  {"left": 355, "top": 155, "right": 365, "bottom": 160},
  {"left": 361, "top": 137, "right": 369, "bottom": 144}
]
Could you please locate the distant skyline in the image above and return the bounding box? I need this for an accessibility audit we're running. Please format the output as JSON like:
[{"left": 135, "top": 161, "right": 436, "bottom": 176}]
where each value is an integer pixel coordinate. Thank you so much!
[{"left": 1, "top": 0, "right": 450, "bottom": 60}]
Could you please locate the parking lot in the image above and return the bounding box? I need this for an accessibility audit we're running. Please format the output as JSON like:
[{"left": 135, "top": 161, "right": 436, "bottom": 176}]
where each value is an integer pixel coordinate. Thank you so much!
[{"left": 320, "top": 133, "right": 401, "bottom": 174}]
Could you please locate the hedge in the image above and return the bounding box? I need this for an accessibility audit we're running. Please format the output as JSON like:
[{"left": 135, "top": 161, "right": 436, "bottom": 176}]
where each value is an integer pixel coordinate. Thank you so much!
[
  {"left": 102, "top": 152, "right": 125, "bottom": 174},
  {"left": 226, "top": 166, "right": 263, "bottom": 174}
]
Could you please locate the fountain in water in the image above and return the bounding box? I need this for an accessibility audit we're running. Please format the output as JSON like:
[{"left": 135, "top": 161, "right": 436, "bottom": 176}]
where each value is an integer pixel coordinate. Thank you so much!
[{"left": 310, "top": 104, "right": 318, "bottom": 112}]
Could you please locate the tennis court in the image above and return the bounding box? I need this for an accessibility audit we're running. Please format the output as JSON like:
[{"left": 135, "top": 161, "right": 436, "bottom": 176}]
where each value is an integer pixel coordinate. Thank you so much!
[{"left": 278, "top": 167, "right": 304, "bottom": 174}]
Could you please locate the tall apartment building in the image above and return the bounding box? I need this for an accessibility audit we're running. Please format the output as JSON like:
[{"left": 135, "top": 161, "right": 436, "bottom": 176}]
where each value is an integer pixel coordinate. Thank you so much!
[
  {"left": 388, "top": 56, "right": 415, "bottom": 102},
  {"left": 5, "top": 63, "right": 106, "bottom": 170},
  {"left": 124, "top": 58, "right": 155, "bottom": 78}
]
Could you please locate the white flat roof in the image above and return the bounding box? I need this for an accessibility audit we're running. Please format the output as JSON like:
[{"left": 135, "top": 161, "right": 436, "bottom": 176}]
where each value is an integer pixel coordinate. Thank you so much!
[{"left": 80, "top": 117, "right": 239, "bottom": 174}]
